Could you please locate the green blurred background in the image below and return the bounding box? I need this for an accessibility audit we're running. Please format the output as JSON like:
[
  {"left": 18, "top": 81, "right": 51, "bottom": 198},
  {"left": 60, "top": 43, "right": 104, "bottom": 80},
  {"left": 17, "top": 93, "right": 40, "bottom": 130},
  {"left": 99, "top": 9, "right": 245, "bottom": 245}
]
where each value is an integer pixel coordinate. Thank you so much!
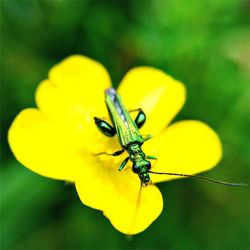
[{"left": 1, "top": 0, "right": 249, "bottom": 249}]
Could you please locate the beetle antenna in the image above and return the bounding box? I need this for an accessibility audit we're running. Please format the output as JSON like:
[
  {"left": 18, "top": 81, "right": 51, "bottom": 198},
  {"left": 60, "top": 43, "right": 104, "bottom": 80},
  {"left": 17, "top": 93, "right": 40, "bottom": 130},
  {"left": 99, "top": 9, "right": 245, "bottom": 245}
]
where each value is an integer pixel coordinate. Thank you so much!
[{"left": 148, "top": 171, "right": 247, "bottom": 187}]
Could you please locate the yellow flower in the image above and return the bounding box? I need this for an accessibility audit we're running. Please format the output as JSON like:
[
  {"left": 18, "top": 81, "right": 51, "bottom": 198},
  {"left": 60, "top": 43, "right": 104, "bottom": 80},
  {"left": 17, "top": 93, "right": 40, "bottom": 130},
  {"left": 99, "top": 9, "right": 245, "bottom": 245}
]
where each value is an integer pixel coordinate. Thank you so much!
[{"left": 8, "top": 55, "right": 222, "bottom": 235}]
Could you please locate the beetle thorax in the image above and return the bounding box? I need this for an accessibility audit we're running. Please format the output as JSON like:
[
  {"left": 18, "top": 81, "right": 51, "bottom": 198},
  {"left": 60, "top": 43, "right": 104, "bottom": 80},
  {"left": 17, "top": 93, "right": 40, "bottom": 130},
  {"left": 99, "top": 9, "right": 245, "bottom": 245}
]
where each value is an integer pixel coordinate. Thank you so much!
[
  {"left": 127, "top": 143, "right": 145, "bottom": 162},
  {"left": 127, "top": 143, "right": 151, "bottom": 185}
]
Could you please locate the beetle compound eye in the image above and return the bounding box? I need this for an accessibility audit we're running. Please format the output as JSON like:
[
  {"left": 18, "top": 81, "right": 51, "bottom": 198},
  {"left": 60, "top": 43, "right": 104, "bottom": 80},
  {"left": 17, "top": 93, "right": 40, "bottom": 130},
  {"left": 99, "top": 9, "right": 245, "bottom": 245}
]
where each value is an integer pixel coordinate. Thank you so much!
[
  {"left": 145, "top": 161, "right": 151, "bottom": 170},
  {"left": 132, "top": 164, "right": 140, "bottom": 173}
]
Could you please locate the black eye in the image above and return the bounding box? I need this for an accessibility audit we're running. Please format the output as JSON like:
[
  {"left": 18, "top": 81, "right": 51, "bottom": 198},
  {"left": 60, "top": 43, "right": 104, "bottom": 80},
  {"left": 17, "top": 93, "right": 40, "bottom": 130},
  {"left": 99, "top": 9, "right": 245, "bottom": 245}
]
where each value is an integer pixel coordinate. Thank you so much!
[
  {"left": 132, "top": 164, "right": 140, "bottom": 173},
  {"left": 146, "top": 161, "right": 151, "bottom": 170}
]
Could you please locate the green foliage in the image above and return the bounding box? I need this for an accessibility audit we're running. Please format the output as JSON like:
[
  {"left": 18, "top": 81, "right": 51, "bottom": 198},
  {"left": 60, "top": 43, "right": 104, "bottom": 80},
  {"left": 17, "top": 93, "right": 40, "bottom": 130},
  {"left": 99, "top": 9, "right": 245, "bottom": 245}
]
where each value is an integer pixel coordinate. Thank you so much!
[{"left": 1, "top": 0, "right": 249, "bottom": 249}]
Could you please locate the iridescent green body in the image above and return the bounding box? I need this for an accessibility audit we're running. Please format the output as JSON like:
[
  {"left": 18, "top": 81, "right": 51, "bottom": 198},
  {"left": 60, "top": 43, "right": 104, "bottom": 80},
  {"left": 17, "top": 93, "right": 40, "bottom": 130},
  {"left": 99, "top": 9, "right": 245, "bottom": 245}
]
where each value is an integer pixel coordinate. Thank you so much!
[
  {"left": 127, "top": 144, "right": 151, "bottom": 185},
  {"left": 94, "top": 88, "right": 247, "bottom": 187},
  {"left": 94, "top": 87, "right": 152, "bottom": 185},
  {"left": 105, "top": 89, "right": 144, "bottom": 148}
]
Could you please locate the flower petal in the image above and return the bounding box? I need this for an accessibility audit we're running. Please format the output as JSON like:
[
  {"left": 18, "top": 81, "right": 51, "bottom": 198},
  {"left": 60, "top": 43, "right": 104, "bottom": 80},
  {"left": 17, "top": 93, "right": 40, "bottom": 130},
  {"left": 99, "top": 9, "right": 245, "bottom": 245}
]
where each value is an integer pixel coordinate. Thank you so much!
[
  {"left": 36, "top": 55, "right": 111, "bottom": 122},
  {"left": 143, "top": 120, "right": 222, "bottom": 183},
  {"left": 105, "top": 184, "right": 163, "bottom": 235},
  {"left": 75, "top": 155, "right": 163, "bottom": 235},
  {"left": 8, "top": 108, "right": 85, "bottom": 181},
  {"left": 118, "top": 67, "right": 186, "bottom": 135}
]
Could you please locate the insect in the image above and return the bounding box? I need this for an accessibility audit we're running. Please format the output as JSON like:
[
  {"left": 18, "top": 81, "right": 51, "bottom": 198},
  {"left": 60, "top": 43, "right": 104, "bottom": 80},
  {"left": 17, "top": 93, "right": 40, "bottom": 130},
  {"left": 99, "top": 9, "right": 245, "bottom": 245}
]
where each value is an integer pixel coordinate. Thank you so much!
[{"left": 94, "top": 87, "right": 247, "bottom": 187}]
